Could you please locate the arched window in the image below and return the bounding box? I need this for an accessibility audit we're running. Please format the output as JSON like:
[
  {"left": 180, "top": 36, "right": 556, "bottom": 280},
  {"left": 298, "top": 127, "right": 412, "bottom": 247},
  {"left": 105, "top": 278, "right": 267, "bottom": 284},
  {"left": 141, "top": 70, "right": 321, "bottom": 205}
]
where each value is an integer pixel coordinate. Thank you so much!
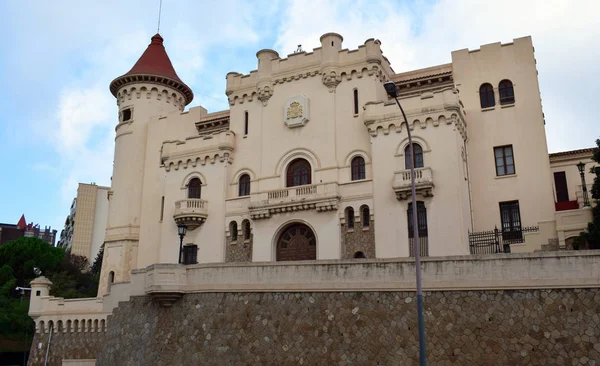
[
  {"left": 351, "top": 156, "right": 366, "bottom": 181},
  {"left": 230, "top": 221, "right": 238, "bottom": 241},
  {"left": 242, "top": 220, "right": 251, "bottom": 240},
  {"left": 353, "top": 89, "right": 359, "bottom": 115},
  {"left": 244, "top": 111, "right": 249, "bottom": 135},
  {"left": 361, "top": 205, "right": 370, "bottom": 228},
  {"left": 345, "top": 207, "right": 355, "bottom": 229},
  {"left": 354, "top": 251, "right": 366, "bottom": 258},
  {"left": 404, "top": 143, "right": 424, "bottom": 169},
  {"left": 286, "top": 158, "right": 311, "bottom": 187},
  {"left": 239, "top": 174, "right": 251, "bottom": 196},
  {"left": 108, "top": 271, "right": 114, "bottom": 293},
  {"left": 188, "top": 178, "right": 202, "bottom": 199},
  {"left": 498, "top": 80, "right": 515, "bottom": 104},
  {"left": 479, "top": 83, "right": 495, "bottom": 108}
]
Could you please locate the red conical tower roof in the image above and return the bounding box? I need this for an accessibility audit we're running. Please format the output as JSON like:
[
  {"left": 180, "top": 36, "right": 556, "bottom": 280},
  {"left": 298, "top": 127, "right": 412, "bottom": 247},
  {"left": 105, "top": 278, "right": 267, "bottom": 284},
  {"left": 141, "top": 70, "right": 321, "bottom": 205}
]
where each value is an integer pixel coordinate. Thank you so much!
[
  {"left": 109, "top": 34, "right": 193, "bottom": 105},
  {"left": 16, "top": 214, "right": 26, "bottom": 229}
]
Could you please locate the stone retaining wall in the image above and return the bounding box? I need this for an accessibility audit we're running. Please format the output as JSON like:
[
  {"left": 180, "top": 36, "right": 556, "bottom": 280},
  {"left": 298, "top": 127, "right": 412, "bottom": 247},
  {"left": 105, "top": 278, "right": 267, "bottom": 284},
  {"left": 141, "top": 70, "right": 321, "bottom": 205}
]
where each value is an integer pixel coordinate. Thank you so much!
[
  {"left": 28, "top": 331, "right": 105, "bottom": 366},
  {"left": 95, "top": 289, "right": 600, "bottom": 365}
]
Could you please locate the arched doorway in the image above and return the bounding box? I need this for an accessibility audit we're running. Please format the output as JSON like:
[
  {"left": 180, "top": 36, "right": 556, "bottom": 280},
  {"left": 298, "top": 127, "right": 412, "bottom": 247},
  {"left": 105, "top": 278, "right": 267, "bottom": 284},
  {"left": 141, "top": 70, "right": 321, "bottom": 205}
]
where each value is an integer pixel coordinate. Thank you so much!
[{"left": 276, "top": 223, "right": 316, "bottom": 261}]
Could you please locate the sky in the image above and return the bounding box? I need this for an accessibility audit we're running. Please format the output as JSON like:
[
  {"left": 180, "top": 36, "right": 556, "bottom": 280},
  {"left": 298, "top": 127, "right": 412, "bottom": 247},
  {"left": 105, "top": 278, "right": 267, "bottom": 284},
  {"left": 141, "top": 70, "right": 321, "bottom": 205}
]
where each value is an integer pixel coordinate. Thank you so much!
[{"left": 0, "top": 0, "right": 598, "bottom": 235}]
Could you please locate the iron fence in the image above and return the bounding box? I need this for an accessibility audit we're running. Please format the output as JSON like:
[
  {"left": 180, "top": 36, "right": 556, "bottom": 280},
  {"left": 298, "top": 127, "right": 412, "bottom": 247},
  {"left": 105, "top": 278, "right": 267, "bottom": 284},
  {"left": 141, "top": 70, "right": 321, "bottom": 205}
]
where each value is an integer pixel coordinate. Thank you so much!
[{"left": 468, "top": 226, "right": 539, "bottom": 255}]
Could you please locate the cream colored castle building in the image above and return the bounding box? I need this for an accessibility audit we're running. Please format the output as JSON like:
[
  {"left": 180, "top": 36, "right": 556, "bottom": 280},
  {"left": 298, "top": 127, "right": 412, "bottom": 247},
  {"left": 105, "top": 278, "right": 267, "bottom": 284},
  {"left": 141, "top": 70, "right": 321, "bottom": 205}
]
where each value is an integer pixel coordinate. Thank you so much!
[{"left": 66, "top": 32, "right": 591, "bottom": 296}]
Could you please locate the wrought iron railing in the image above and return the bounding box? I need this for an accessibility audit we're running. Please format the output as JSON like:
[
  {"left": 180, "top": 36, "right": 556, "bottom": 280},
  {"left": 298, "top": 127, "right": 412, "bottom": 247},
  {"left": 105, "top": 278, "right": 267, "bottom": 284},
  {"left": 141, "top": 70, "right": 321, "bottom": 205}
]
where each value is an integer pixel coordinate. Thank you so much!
[
  {"left": 409, "top": 237, "right": 429, "bottom": 257},
  {"left": 468, "top": 226, "right": 539, "bottom": 254}
]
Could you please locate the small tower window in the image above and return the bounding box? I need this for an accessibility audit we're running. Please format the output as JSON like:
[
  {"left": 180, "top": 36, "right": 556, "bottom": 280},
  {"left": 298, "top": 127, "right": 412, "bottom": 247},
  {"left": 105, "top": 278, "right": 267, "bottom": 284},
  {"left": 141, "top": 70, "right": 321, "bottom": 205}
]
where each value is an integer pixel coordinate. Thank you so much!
[
  {"left": 122, "top": 108, "right": 132, "bottom": 122},
  {"left": 242, "top": 220, "right": 251, "bottom": 240},
  {"left": 353, "top": 89, "right": 359, "bottom": 115},
  {"left": 230, "top": 221, "right": 238, "bottom": 241},
  {"left": 244, "top": 111, "right": 249, "bottom": 136},
  {"left": 346, "top": 207, "right": 355, "bottom": 229},
  {"left": 361, "top": 205, "right": 370, "bottom": 228}
]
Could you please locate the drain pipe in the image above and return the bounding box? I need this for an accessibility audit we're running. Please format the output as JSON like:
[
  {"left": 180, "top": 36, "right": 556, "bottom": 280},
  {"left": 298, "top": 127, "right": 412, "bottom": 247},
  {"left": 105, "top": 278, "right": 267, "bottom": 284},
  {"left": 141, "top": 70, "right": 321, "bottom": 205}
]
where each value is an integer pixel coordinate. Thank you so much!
[{"left": 43, "top": 322, "right": 53, "bottom": 366}]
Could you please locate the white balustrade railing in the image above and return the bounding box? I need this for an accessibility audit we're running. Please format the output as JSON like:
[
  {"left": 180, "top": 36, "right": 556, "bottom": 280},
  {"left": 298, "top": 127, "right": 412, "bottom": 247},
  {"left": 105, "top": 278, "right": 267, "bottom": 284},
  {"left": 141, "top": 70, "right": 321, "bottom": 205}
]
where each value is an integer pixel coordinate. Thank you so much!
[
  {"left": 175, "top": 199, "right": 207, "bottom": 211},
  {"left": 394, "top": 167, "right": 433, "bottom": 188},
  {"left": 253, "top": 182, "right": 338, "bottom": 205}
]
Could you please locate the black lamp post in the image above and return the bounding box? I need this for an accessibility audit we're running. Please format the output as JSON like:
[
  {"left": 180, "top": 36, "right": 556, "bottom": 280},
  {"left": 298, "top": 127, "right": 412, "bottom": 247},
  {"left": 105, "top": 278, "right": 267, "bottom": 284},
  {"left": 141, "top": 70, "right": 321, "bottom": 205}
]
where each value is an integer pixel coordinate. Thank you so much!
[
  {"left": 177, "top": 225, "right": 187, "bottom": 264},
  {"left": 384, "top": 81, "right": 427, "bottom": 365},
  {"left": 577, "top": 162, "right": 590, "bottom": 207}
]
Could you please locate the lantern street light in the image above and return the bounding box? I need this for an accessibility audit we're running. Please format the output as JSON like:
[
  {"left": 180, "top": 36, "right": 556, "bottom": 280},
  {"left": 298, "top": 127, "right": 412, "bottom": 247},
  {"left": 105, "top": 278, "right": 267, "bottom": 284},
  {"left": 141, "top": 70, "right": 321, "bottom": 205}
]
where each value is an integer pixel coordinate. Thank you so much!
[
  {"left": 577, "top": 162, "right": 590, "bottom": 207},
  {"left": 177, "top": 225, "right": 187, "bottom": 264},
  {"left": 383, "top": 81, "right": 427, "bottom": 365}
]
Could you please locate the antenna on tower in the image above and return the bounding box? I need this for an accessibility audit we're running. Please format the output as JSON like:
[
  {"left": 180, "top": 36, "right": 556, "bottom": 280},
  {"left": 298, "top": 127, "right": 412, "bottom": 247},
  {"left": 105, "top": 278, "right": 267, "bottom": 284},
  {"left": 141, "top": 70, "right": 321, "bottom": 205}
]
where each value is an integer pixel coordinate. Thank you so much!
[{"left": 157, "top": 0, "right": 163, "bottom": 34}]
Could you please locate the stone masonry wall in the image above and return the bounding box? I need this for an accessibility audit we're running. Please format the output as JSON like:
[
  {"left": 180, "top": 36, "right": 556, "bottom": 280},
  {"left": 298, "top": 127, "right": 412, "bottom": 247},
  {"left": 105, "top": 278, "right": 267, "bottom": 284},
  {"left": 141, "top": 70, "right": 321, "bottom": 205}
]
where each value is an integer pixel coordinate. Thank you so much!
[
  {"left": 28, "top": 330, "right": 105, "bottom": 366},
  {"left": 341, "top": 217, "right": 375, "bottom": 259},
  {"left": 96, "top": 289, "right": 600, "bottom": 365},
  {"left": 226, "top": 227, "right": 253, "bottom": 262}
]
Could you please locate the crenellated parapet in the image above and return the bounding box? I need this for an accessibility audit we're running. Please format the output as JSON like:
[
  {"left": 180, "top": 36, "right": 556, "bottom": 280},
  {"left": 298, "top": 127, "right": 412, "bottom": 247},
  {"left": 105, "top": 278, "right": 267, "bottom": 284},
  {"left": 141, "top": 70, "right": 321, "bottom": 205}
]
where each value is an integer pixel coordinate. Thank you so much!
[
  {"left": 116, "top": 83, "right": 186, "bottom": 111},
  {"left": 364, "top": 87, "right": 468, "bottom": 141},
  {"left": 161, "top": 130, "right": 235, "bottom": 171},
  {"left": 225, "top": 33, "right": 395, "bottom": 106}
]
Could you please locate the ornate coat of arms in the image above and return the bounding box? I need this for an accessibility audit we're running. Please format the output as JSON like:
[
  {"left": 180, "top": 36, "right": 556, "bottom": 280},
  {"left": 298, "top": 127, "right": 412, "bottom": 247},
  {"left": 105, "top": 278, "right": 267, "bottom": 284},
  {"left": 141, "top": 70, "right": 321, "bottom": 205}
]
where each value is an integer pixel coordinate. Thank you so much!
[
  {"left": 284, "top": 95, "right": 309, "bottom": 128},
  {"left": 287, "top": 102, "right": 303, "bottom": 119}
]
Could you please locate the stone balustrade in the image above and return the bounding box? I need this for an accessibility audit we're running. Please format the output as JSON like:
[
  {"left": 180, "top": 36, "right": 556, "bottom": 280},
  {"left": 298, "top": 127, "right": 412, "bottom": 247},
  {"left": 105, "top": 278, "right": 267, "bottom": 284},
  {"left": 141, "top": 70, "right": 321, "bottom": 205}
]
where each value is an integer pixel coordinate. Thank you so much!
[
  {"left": 248, "top": 182, "right": 340, "bottom": 219},
  {"left": 392, "top": 167, "right": 434, "bottom": 200},
  {"left": 173, "top": 198, "right": 208, "bottom": 229}
]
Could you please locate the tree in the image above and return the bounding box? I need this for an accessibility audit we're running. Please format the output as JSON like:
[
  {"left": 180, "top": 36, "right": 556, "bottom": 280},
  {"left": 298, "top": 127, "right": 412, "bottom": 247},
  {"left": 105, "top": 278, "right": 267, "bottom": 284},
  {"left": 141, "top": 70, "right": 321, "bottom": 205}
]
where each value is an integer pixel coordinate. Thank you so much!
[
  {"left": 575, "top": 139, "right": 600, "bottom": 249},
  {"left": 90, "top": 243, "right": 104, "bottom": 276},
  {"left": 0, "top": 237, "right": 99, "bottom": 352}
]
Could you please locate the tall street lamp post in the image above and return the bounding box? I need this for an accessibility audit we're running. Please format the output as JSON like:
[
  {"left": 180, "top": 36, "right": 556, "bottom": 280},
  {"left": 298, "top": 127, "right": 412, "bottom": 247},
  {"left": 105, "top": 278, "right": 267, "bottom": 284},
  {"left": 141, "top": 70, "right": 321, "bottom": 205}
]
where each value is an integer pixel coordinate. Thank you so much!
[
  {"left": 577, "top": 162, "right": 590, "bottom": 207},
  {"left": 177, "top": 225, "right": 187, "bottom": 264},
  {"left": 384, "top": 81, "right": 427, "bottom": 365}
]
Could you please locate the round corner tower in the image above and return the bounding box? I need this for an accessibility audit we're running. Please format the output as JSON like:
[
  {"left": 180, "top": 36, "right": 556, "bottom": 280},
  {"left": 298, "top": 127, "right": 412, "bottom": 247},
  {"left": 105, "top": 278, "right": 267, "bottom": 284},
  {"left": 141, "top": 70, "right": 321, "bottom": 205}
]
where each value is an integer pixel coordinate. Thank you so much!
[{"left": 99, "top": 33, "right": 193, "bottom": 296}]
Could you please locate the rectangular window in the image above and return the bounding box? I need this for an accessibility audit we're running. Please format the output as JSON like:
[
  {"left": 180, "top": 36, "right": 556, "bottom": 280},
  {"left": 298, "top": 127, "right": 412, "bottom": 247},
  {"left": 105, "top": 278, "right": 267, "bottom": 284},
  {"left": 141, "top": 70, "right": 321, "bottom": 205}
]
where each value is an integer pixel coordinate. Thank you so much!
[
  {"left": 553, "top": 171, "right": 569, "bottom": 202},
  {"left": 494, "top": 145, "right": 515, "bottom": 176},
  {"left": 160, "top": 196, "right": 165, "bottom": 221},
  {"left": 122, "top": 108, "right": 132, "bottom": 122},
  {"left": 499, "top": 201, "right": 522, "bottom": 243}
]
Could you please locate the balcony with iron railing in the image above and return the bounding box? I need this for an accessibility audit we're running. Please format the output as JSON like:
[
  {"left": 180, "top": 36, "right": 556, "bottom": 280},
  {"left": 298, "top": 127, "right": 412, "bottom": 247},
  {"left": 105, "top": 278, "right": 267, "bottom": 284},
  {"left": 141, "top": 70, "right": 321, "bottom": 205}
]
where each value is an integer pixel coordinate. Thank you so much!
[
  {"left": 173, "top": 199, "right": 208, "bottom": 230},
  {"left": 392, "top": 167, "right": 434, "bottom": 201},
  {"left": 248, "top": 182, "right": 340, "bottom": 220}
]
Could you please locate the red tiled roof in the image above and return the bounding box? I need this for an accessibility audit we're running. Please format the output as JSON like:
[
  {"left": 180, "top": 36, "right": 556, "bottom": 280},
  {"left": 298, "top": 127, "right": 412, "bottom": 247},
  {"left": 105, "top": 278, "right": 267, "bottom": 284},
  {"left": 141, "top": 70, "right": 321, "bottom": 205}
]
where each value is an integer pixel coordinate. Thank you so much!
[
  {"left": 125, "top": 34, "right": 183, "bottom": 83},
  {"left": 109, "top": 34, "right": 193, "bottom": 105},
  {"left": 549, "top": 147, "right": 596, "bottom": 158},
  {"left": 16, "top": 214, "right": 26, "bottom": 229}
]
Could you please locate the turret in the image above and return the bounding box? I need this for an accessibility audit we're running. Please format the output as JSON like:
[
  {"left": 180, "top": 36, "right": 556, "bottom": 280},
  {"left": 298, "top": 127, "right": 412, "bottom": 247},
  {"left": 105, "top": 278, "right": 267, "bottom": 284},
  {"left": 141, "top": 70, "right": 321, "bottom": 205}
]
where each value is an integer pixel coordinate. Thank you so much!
[
  {"left": 29, "top": 276, "right": 52, "bottom": 315},
  {"left": 320, "top": 33, "right": 343, "bottom": 66},
  {"left": 99, "top": 34, "right": 193, "bottom": 296}
]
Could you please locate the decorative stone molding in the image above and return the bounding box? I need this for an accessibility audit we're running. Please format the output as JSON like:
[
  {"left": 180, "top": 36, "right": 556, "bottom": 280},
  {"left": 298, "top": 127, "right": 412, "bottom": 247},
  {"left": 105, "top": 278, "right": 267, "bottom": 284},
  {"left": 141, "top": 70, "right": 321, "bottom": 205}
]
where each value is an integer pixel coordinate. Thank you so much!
[
  {"left": 257, "top": 83, "right": 274, "bottom": 106},
  {"left": 161, "top": 131, "right": 235, "bottom": 172},
  {"left": 273, "top": 70, "right": 320, "bottom": 85},
  {"left": 322, "top": 69, "right": 341, "bottom": 92},
  {"left": 116, "top": 84, "right": 186, "bottom": 111},
  {"left": 364, "top": 89, "right": 467, "bottom": 141}
]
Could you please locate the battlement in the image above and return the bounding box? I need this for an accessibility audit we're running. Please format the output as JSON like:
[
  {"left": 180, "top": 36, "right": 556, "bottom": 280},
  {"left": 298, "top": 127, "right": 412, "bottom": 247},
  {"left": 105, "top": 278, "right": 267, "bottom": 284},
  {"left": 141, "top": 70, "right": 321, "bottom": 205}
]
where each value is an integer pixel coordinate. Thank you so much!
[
  {"left": 161, "top": 130, "right": 235, "bottom": 171},
  {"left": 226, "top": 33, "right": 395, "bottom": 106}
]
